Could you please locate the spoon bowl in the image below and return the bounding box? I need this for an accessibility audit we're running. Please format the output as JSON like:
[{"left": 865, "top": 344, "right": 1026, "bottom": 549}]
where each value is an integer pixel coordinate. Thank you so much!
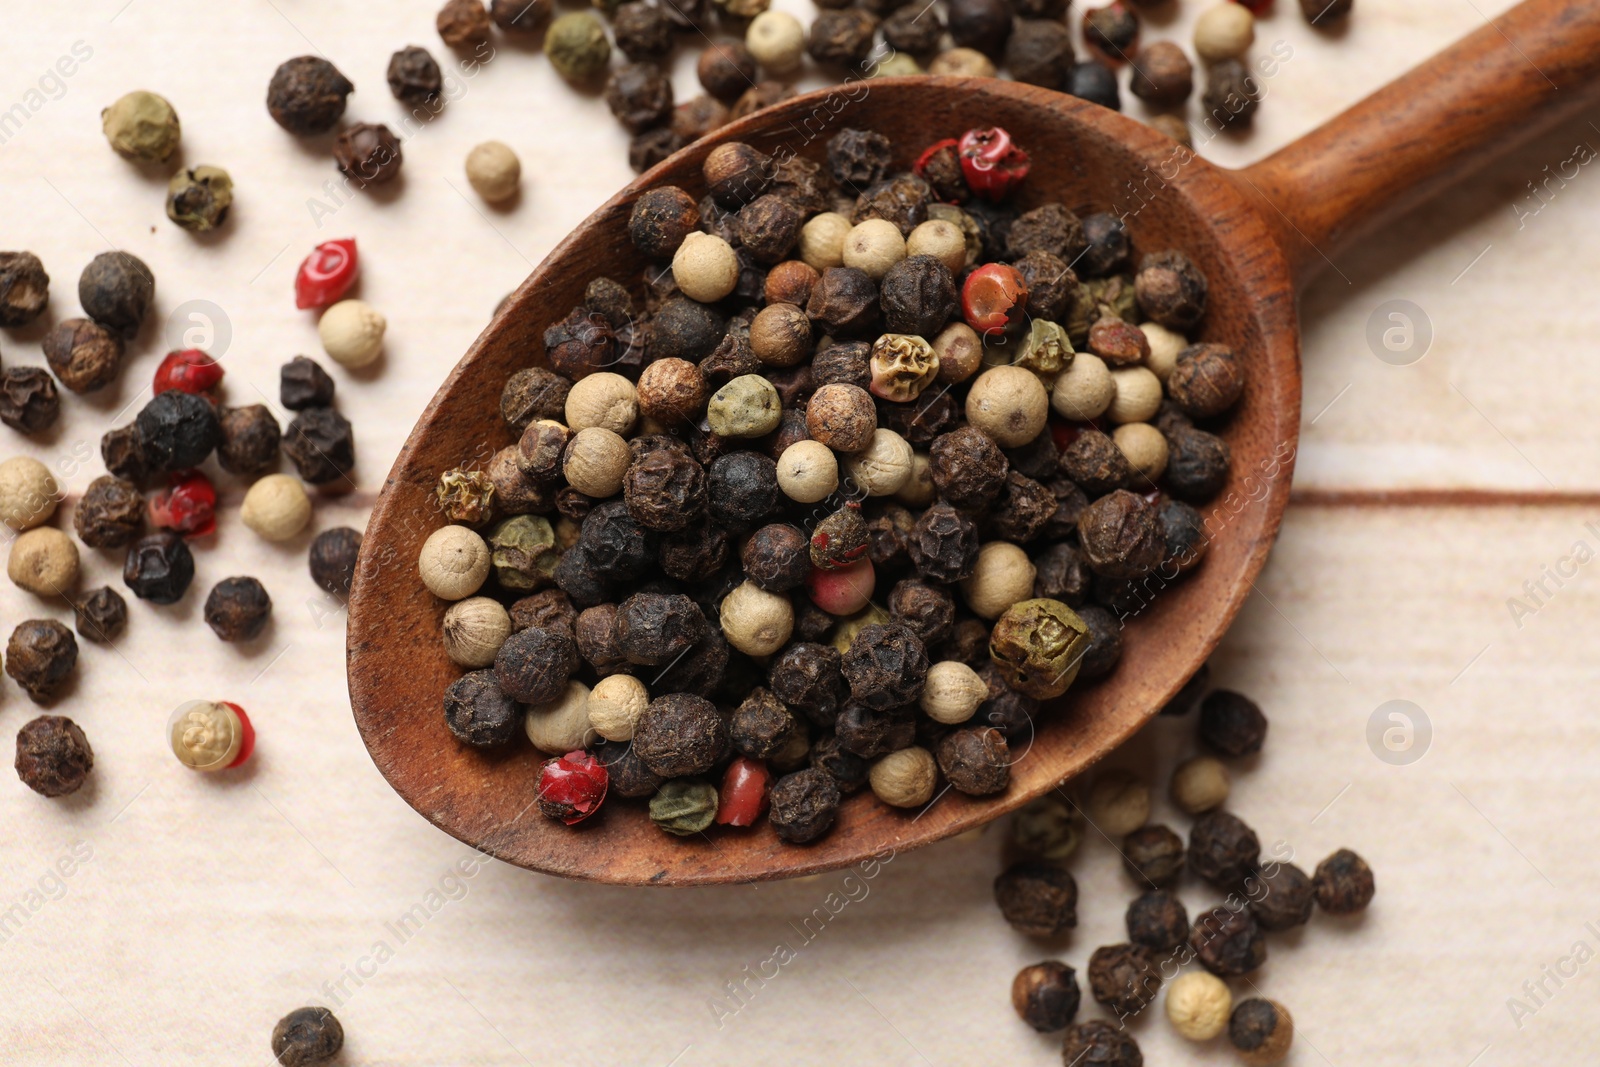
[{"left": 348, "top": 1, "right": 1600, "bottom": 885}]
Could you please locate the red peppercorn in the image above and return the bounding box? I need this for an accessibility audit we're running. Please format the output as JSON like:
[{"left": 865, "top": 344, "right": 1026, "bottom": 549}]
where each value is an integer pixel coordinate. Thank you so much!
[
  {"left": 537, "top": 750, "right": 608, "bottom": 825},
  {"left": 716, "top": 756, "right": 771, "bottom": 826},
  {"left": 152, "top": 348, "right": 224, "bottom": 397},
  {"left": 294, "top": 238, "right": 359, "bottom": 310},
  {"left": 148, "top": 469, "right": 218, "bottom": 537},
  {"left": 961, "top": 263, "right": 1029, "bottom": 336},
  {"left": 222, "top": 701, "right": 256, "bottom": 768},
  {"left": 958, "top": 127, "right": 1031, "bottom": 201}
]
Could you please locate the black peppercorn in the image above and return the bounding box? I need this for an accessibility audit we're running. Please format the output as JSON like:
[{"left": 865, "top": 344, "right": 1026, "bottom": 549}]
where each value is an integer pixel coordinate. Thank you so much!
[
  {"left": 707, "top": 451, "right": 779, "bottom": 529},
  {"left": 737, "top": 195, "right": 803, "bottom": 267},
  {"left": 100, "top": 423, "right": 149, "bottom": 486},
  {"left": 987, "top": 472, "right": 1057, "bottom": 544},
  {"left": 78, "top": 250, "right": 153, "bottom": 339},
  {"left": 1248, "top": 861, "right": 1315, "bottom": 930},
  {"left": 1129, "top": 40, "right": 1193, "bottom": 106},
  {"left": 948, "top": 0, "right": 1014, "bottom": 56},
  {"left": 1159, "top": 497, "right": 1207, "bottom": 574},
  {"left": 491, "top": 0, "right": 551, "bottom": 31},
  {"left": 623, "top": 447, "right": 707, "bottom": 532},
  {"left": 877, "top": 389, "right": 958, "bottom": 448},
  {"left": 74, "top": 586, "right": 128, "bottom": 645},
  {"left": 607, "top": 63, "right": 675, "bottom": 135},
  {"left": 1164, "top": 422, "right": 1230, "bottom": 502},
  {"left": 1012, "top": 961, "right": 1080, "bottom": 1032},
  {"left": 1190, "top": 904, "right": 1268, "bottom": 976},
  {"left": 770, "top": 641, "right": 846, "bottom": 727},
  {"left": 502, "top": 367, "right": 572, "bottom": 431},
  {"left": 1070, "top": 59, "right": 1122, "bottom": 110},
  {"left": 633, "top": 692, "right": 730, "bottom": 776},
  {"left": 660, "top": 525, "right": 729, "bottom": 583},
  {"left": 573, "top": 604, "right": 624, "bottom": 673},
  {"left": 994, "top": 859, "right": 1077, "bottom": 936},
  {"left": 697, "top": 42, "right": 758, "bottom": 101},
  {"left": 1079, "top": 212, "right": 1132, "bottom": 276},
  {"left": 1061, "top": 1021, "right": 1141, "bottom": 1067},
  {"left": 276, "top": 356, "right": 336, "bottom": 412},
  {"left": 124, "top": 532, "right": 195, "bottom": 604},
  {"left": 1312, "top": 848, "right": 1375, "bottom": 914},
  {"left": 742, "top": 523, "right": 810, "bottom": 592},
  {"left": 0, "top": 252, "right": 49, "bottom": 327},
  {"left": 271, "top": 1006, "right": 344, "bottom": 1067},
  {"left": 731, "top": 687, "right": 799, "bottom": 759},
  {"left": 493, "top": 626, "right": 576, "bottom": 705},
  {"left": 1077, "top": 490, "right": 1165, "bottom": 579},
  {"left": 1006, "top": 203, "right": 1088, "bottom": 265},
  {"left": 1199, "top": 690, "right": 1267, "bottom": 756},
  {"left": 204, "top": 577, "right": 273, "bottom": 643},
  {"left": 652, "top": 296, "right": 727, "bottom": 362},
  {"left": 615, "top": 592, "right": 707, "bottom": 666},
  {"left": 1135, "top": 249, "right": 1208, "bottom": 331},
  {"left": 1084, "top": 2, "right": 1139, "bottom": 59},
  {"left": 1126, "top": 890, "right": 1189, "bottom": 953},
  {"left": 826, "top": 128, "right": 894, "bottom": 187},
  {"left": 15, "top": 715, "right": 92, "bottom": 797},
  {"left": 438, "top": 0, "right": 493, "bottom": 47},
  {"left": 7, "top": 621, "right": 78, "bottom": 703},
  {"left": 864, "top": 503, "right": 914, "bottom": 567},
  {"left": 1032, "top": 542, "right": 1090, "bottom": 606},
  {"left": 615, "top": 1, "right": 674, "bottom": 60},
  {"left": 1006, "top": 19, "right": 1075, "bottom": 89},
  {"left": 654, "top": 627, "right": 731, "bottom": 698},
  {"left": 1203, "top": 59, "right": 1260, "bottom": 130},
  {"left": 594, "top": 738, "right": 665, "bottom": 798},
  {"left": 841, "top": 622, "right": 927, "bottom": 709},
  {"left": 217, "top": 405, "right": 282, "bottom": 478},
  {"left": 1189, "top": 809, "right": 1261, "bottom": 887},
  {"left": 42, "top": 318, "right": 124, "bottom": 394},
  {"left": 851, "top": 174, "right": 932, "bottom": 235},
  {"left": 879, "top": 255, "right": 957, "bottom": 338},
  {"left": 835, "top": 701, "right": 915, "bottom": 758},
  {"left": 806, "top": 267, "right": 880, "bottom": 339},
  {"left": 908, "top": 502, "right": 980, "bottom": 583},
  {"left": 443, "top": 669, "right": 520, "bottom": 748},
  {"left": 807, "top": 732, "right": 867, "bottom": 792},
  {"left": 334, "top": 123, "right": 403, "bottom": 186},
  {"left": 387, "top": 46, "right": 443, "bottom": 107},
  {"left": 510, "top": 589, "right": 577, "bottom": 638},
  {"left": 309, "top": 527, "right": 362, "bottom": 596},
  {"left": 1087, "top": 943, "right": 1162, "bottom": 1017},
  {"left": 931, "top": 426, "right": 1009, "bottom": 509},
  {"left": 769, "top": 766, "right": 841, "bottom": 843},
  {"left": 1168, "top": 342, "right": 1244, "bottom": 418},
  {"left": 937, "top": 725, "right": 1011, "bottom": 795},
  {"left": 1013, "top": 250, "right": 1078, "bottom": 323},
  {"left": 1123, "top": 824, "right": 1184, "bottom": 887},
  {"left": 284, "top": 407, "right": 356, "bottom": 485},
  {"left": 73, "top": 475, "right": 143, "bottom": 549},
  {"left": 887, "top": 579, "right": 955, "bottom": 646},
  {"left": 883, "top": 5, "right": 943, "bottom": 55},
  {"left": 544, "top": 306, "right": 617, "bottom": 380},
  {"left": 135, "top": 389, "right": 220, "bottom": 475},
  {"left": 975, "top": 661, "right": 1039, "bottom": 741},
  {"left": 1076, "top": 604, "right": 1123, "bottom": 679},
  {"left": 267, "top": 56, "right": 354, "bottom": 135},
  {"left": 807, "top": 9, "right": 881, "bottom": 67},
  {"left": 0, "top": 366, "right": 60, "bottom": 435},
  {"left": 579, "top": 499, "right": 655, "bottom": 581},
  {"left": 554, "top": 545, "right": 611, "bottom": 608}
]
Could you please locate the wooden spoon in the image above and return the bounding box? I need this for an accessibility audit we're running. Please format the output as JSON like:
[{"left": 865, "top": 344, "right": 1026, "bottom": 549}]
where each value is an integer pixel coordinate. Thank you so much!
[{"left": 348, "top": 0, "right": 1600, "bottom": 885}]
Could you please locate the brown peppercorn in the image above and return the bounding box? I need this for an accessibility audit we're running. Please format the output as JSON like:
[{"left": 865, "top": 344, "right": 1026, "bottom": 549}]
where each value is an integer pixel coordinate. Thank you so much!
[
  {"left": 633, "top": 692, "right": 731, "bottom": 776},
  {"left": 493, "top": 626, "right": 576, "bottom": 705},
  {"left": 672, "top": 94, "right": 730, "bottom": 141},
  {"left": 807, "top": 382, "right": 877, "bottom": 452},
  {"left": 0, "top": 367, "right": 60, "bottom": 435},
  {"left": 1190, "top": 904, "right": 1267, "bottom": 976},
  {"left": 1123, "top": 823, "right": 1185, "bottom": 886},
  {"left": 1012, "top": 961, "right": 1080, "bottom": 1032},
  {"left": 935, "top": 617, "right": 990, "bottom": 666},
  {"left": 825, "top": 128, "right": 891, "bottom": 187},
  {"left": 811, "top": 341, "right": 871, "bottom": 390},
  {"left": 730, "top": 80, "right": 793, "bottom": 120},
  {"left": 1164, "top": 421, "right": 1231, "bottom": 502},
  {"left": 769, "top": 641, "right": 846, "bottom": 727},
  {"left": 42, "top": 318, "right": 123, "bottom": 394},
  {"left": 387, "top": 46, "right": 444, "bottom": 107},
  {"left": 614, "top": 1, "right": 674, "bottom": 60},
  {"left": 749, "top": 303, "right": 812, "bottom": 368},
  {"left": 994, "top": 859, "right": 1077, "bottom": 936},
  {"left": 703, "top": 142, "right": 774, "bottom": 208},
  {"left": 947, "top": 0, "right": 1014, "bottom": 57},
  {"left": 877, "top": 388, "right": 958, "bottom": 446},
  {"left": 15, "top": 715, "right": 92, "bottom": 797},
  {"left": 730, "top": 687, "right": 799, "bottom": 759},
  {"left": 742, "top": 523, "right": 811, "bottom": 591},
  {"left": 1126, "top": 889, "right": 1189, "bottom": 953},
  {"left": 616, "top": 592, "right": 707, "bottom": 666},
  {"left": 1080, "top": 212, "right": 1132, "bottom": 276},
  {"left": 624, "top": 447, "right": 707, "bottom": 531},
  {"left": 204, "top": 576, "right": 273, "bottom": 642},
  {"left": 509, "top": 588, "right": 577, "bottom": 638},
  {"left": 74, "top": 585, "right": 128, "bottom": 645},
  {"left": 1230, "top": 998, "right": 1293, "bottom": 1066},
  {"left": 1313, "top": 848, "right": 1376, "bottom": 914},
  {"left": 575, "top": 604, "right": 627, "bottom": 673},
  {"left": 1199, "top": 689, "right": 1267, "bottom": 755},
  {"left": 7, "top": 620, "right": 77, "bottom": 703},
  {"left": 841, "top": 622, "right": 928, "bottom": 709},
  {"left": 284, "top": 407, "right": 355, "bottom": 485},
  {"left": 267, "top": 56, "right": 353, "bottom": 135},
  {"left": 852, "top": 174, "right": 934, "bottom": 236},
  {"left": 438, "top": 0, "right": 493, "bottom": 48},
  {"left": 281, "top": 356, "right": 336, "bottom": 411},
  {"left": 595, "top": 738, "right": 665, "bottom": 797},
  {"left": 1135, "top": 249, "right": 1208, "bottom": 331},
  {"left": 1204, "top": 59, "right": 1261, "bottom": 130},
  {"left": 908, "top": 502, "right": 980, "bottom": 583},
  {"left": 1061, "top": 1021, "right": 1141, "bottom": 1067},
  {"left": 765, "top": 261, "right": 819, "bottom": 307},
  {"left": 1168, "top": 343, "right": 1244, "bottom": 418},
  {"left": 806, "top": 267, "right": 880, "bottom": 339},
  {"left": 606, "top": 63, "right": 675, "bottom": 135},
  {"left": 636, "top": 359, "right": 707, "bottom": 425},
  {"left": 1129, "top": 40, "right": 1193, "bottom": 105},
  {"left": 836, "top": 701, "right": 915, "bottom": 758},
  {"left": 0, "top": 252, "right": 49, "bottom": 328},
  {"left": 769, "top": 766, "right": 841, "bottom": 843},
  {"left": 660, "top": 525, "right": 730, "bottom": 582},
  {"left": 74, "top": 475, "right": 144, "bottom": 549},
  {"left": 930, "top": 426, "right": 1009, "bottom": 509},
  {"left": 937, "top": 724, "right": 1011, "bottom": 794},
  {"left": 1078, "top": 490, "right": 1165, "bottom": 579},
  {"left": 334, "top": 123, "right": 403, "bottom": 186},
  {"left": 309, "top": 527, "right": 362, "bottom": 596},
  {"left": 697, "top": 42, "right": 758, "bottom": 102},
  {"left": 807, "top": 9, "right": 880, "bottom": 66},
  {"left": 217, "top": 405, "right": 282, "bottom": 477},
  {"left": 887, "top": 579, "right": 955, "bottom": 646},
  {"left": 865, "top": 503, "right": 915, "bottom": 567},
  {"left": 629, "top": 186, "right": 701, "bottom": 260},
  {"left": 1189, "top": 809, "right": 1261, "bottom": 887},
  {"left": 1005, "top": 19, "right": 1075, "bottom": 88},
  {"left": 1088, "top": 943, "right": 1162, "bottom": 1017},
  {"left": 1084, "top": 2, "right": 1139, "bottom": 60},
  {"left": 1011, "top": 251, "right": 1077, "bottom": 324},
  {"left": 1249, "top": 861, "right": 1315, "bottom": 930}
]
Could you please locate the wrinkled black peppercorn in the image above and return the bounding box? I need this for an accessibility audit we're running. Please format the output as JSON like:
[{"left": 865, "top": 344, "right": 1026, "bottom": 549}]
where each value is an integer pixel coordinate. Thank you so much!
[
  {"left": 0, "top": 252, "right": 49, "bottom": 327},
  {"left": 1032, "top": 542, "right": 1090, "bottom": 606},
  {"left": 1060, "top": 430, "right": 1136, "bottom": 495},
  {"left": 743, "top": 523, "right": 811, "bottom": 591},
  {"left": 443, "top": 669, "right": 521, "bottom": 748},
  {"left": 14, "top": 715, "right": 93, "bottom": 797},
  {"left": 806, "top": 267, "right": 880, "bottom": 339},
  {"left": 887, "top": 579, "right": 955, "bottom": 646},
  {"left": 1135, "top": 249, "right": 1208, "bottom": 331},
  {"left": 633, "top": 692, "right": 730, "bottom": 776},
  {"left": 1190, "top": 904, "right": 1268, "bottom": 976},
  {"left": 7, "top": 620, "right": 78, "bottom": 703},
  {"left": 994, "top": 860, "right": 1077, "bottom": 937},
  {"left": 0, "top": 366, "right": 60, "bottom": 435},
  {"left": 204, "top": 576, "right": 273, "bottom": 642},
  {"left": 1199, "top": 689, "right": 1268, "bottom": 756},
  {"left": 1123, "top": 823, "right": 1185, "bottom": 887},
  {"left": 938, "top": 725, "right": 1011, "bottom": 795},
  {"left": 387, "top": 45, "right": 443, "bottom": 107},
  {"left": 908, "top": 502, "right": 980, "bottom": 583},
  {"left": 308, "top": 527, "right": 362, "bottom": 596},
  {"left": 1012, "top": 960, "right": 1080, "bottom": 1032},
  {"left": 1125, "top": 889, "right": 1189, "bottom": 951},
  {"left": 74, "top": 586, "right": 128, "bottom": 645},
  {"left": 1006, "top": 19, "right": 1075, "bottom": 89},
  {"left": 947, "top": 0, "right": 1015, "bottom": 57},
  {"left": 43, "top": 318, "right": 124, "bottom": 394},
  {"left": 1248, "top": 861, "right": 1315, "bottom": 930},
  {"left": 124, "top": 532, "right": 195, "bottom": 604},
  {"left": 1076, "top": 604, "right": 1124, "bottom": 679},
  {"left": 284, "top": 407, "right": 356, "bottom": 485},
  {"left": 731, "top": 687, "right": 799, "bottom": 759},
  {"left": 268, "top": 57, "right": 355, "bottom": 135},
  {"left": 335, "top": 123, "right": 404, "bottom": 186},
  {"left": 652, "top": 296, "right": 727, "bottom": 362},
  {"left": 707, "top": 451, "right": 779, "bottom": 529},
  {"left": 493, "top": 626, "right": 576, "bottom": 705},
  {"left": 1087, "top": 943, "right": 1162, "bottom": 1017},
  {"left": 74, "top": 475, "right": 144, "bottom": 549},
  {"left": 769, "top": 641, "right": 846, "bottom": 727},
  {"left": 135, "top": 389, "right": 220, "bottom": 474},
  {"left": 930, "top": 426, "right": 1009, "bottom": 509},
  {"left": 501, "top": 367, "right": 571, "bottom": 430},
  {"left": 1188, "top": 810, "right": 1261, "bottom": 887},
  {"left": 614, "top": 1, "right": 674, "bottom": 60},
  {"left": 1061, "top": 1021, "right": 1141, "bottom": 1067},
  {"left": 595, "top": 738, "right": 665, "bottom": 798},
  {"left": 218, "top": 405, "right": 282, "bottom": 477},
  {"left": 826, "top": 128, "right": 893, "bottom": 187},
  {"left": 1078, "top": 489, "right": 1166, "bottom": 579},
  {"left": 606, "top": 63, "right": 675, "bottom": 135},
  {"left": 270, "top": 1006, "right": 344, "bottom": 1067},
  {"left": 616, "top": 592, "right": 707, "bottom": 666},
  {"left": 1163, "top": 421, "right": 1231, "bottom": 502},
  {"left": 624, "top": 446, "right": 707, "bottom": 532},
  {"left": 78, "top": 250, "right": 153, "bottom": 339},
  {"left": 841, "top": 623, "right": 927, "bottom": 709},
  {"left": 1312, "top": 848, "right": 1375, "bottom": 914},
  {"left": 280, "top": 355, "right": 336, "bottom": 411},
  {"left": 769, "top": 766, "right": 841, "bottom": 843}
]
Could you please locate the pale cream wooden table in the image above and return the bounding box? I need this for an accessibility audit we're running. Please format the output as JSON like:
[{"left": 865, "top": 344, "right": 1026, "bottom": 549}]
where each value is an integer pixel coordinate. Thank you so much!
[{"left": 1, "top": 0, "right": 1595, "bottom": 1063}]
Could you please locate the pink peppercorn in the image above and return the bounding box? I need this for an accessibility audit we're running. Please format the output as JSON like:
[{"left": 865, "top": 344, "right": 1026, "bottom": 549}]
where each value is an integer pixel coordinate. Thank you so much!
[
  {"left": 716, "top": 757, "right": 771, "bottom": 826},
  {"left": 152, "top": 348, "right": 224, "bottom": 397},
  {"left": 537, "top": 750, "right": 608, "bottom": 825},
  {"left": 294, "top": 238, "right": 359, "bottom": 310},
  {"left": 148, "top": 470, "right": 218, "bottom": 537},
  {"left": 807, "top": 558, "right": 875, "bottom": 616}
]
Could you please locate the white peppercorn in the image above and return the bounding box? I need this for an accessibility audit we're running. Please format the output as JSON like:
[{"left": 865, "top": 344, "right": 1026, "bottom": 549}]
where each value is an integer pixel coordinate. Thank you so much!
[
  {"left": 720, "top": 579, "right": 794, "bottom": 656},
  {"left": 1140, "top": 321, "right": 1188, "bottom": 382},
  {"left": 443, "top": 596, "right": 512, "bottom": 667},
  {"left": 842, "top": 219, "right": 907, "bottom": 280},
  {"left": 8, "top": 527, "right": 78, "bottom": 597},
  {"left": 747, "top": 10, "right": 806, "bottom": 73},
  {"left": 318, "top": 299, "right": 386, "bottom": 369},
  {"left": 241, "top": 474, "right": 312, "bottom": 542},
  {"left": 1087, "top": 769, "right": 1151, "bottom": 837},
  {"left": 933, "top": 322, "right": 983, "bottom": 384},
  {"left": 919, "top": 659, "right": 987, "bottom": 724},
  {"left": 673, "top": 231, "right": 740, "bottom": 303},
  {"left": 466, "top": 140, "right": 521, "bottom": 202},
  {"left": 587, "top": 673, "right": 649, "bottom": 741},
  {"left": 565, "top": 372, "right": 639, "bottom": 435},
  {"left": 1108, "top": 366, "right": 1163, "bottom": 424},
  {"left": 906, "top": 219, "right": 968, "bottom": 276},
  {"left": 707, "top": 374, "right": 783, "bottom": 438},
  {"left": 1166, "top": 971, "right": 1232, "bottom": 1040},
  {"left": 563, "top": 427, "right": 631, "bottom": 497},
  {"left": 966, "top": 366, "right": 1049, "bottom": 448},
  {"left": 1171, "top": 754, "right": 1231, "bottom": 813},
  {"left": 1113, "top": 422, "right": 1169, "bottom": 480},
  {"left": 960, "top": 541, "right": 1037, "bottom": 620},
  {"left": 524, "top": 679, "right": 594, "bottom": 753},
  {"left": 870, "top": 746, "right": 937, "bottom": 807},
  {"left": 419, "top": 525, "right": 492, "bottom": 600},
  {"left": 1051, "top": 352, "right": 1115, "bottom": 421},
  {"left": 776, "top": 439, "right": 839, "bottom": 503},
  {"left": 929, "top": 47, "right": 996, "bottom": 76},
  {"left": 1194, "top": 3, "right": 1255, "bottom": 62},
  {"left": 0, "top": 457, "right": 59, "bottom": 531},
  {"left": 842, "top": 428, "right": 913, "bottom": 496},
  {"left": 799, "top": 212, "right": 853, "bottom": 270}
]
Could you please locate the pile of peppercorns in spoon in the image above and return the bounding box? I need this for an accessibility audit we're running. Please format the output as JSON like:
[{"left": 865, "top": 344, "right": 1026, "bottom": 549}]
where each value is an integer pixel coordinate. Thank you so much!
[
  {"left": 418, "top": 122, "right": 1248, "bottom": 845},
  {"left": 999, "top": 677, "right": 1376, "bottom": 1065}
]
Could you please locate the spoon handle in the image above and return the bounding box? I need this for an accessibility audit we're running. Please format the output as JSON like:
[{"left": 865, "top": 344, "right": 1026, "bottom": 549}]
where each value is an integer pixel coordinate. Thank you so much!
[{"left": 1235, "top": 0, "right": 1600, "bottom": 288}]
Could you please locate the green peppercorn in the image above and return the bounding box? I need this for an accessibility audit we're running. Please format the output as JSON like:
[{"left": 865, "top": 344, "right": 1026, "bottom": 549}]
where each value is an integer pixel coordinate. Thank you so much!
[
  {"left": 166, "top": 166, "right": 233, "bottom": 232},
  {"left": 1012, "top": 794, "right": 1081, "bottom": 861},
  {"left": 101, "top": 90, "right": 181, "bottom": 163},
  {"left": 989, "top": 598, "right": 1091, "bottom": 700},
  {"left": 545, "top": 13, "right": 612, "bottom": 83},
  {"left": 649, "top": 778, "right": 719, "bottom": 835},
  {"left": 487, "top": 515, "right": 559, "bottom": 591},
  {"left": 706, "top": 374, "right": 782, "bottom": 438}
]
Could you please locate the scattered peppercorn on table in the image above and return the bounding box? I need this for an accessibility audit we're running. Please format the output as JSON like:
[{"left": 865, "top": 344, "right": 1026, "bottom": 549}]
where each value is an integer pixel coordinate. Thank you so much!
[{"left": 1, "top": 1, "right": 1597, "bottom": 1064}]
